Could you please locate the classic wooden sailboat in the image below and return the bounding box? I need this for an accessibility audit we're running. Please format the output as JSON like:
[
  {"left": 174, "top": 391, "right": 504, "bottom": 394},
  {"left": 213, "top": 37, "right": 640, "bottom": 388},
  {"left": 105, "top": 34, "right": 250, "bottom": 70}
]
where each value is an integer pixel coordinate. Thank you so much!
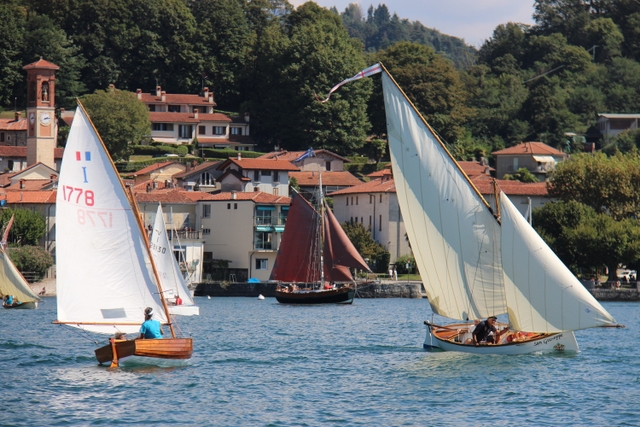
[
  {"left": 320, "top": 63, "right": 622, "bottom": 353},
  {"left": 54, "top": 103, "right": 192, "bottom": 366},
  {"left": 271, "top": 185, "right": 370, "bottom": 305},
  {"left": 0, "top": 250, "right": 41, "bottom": 309},
  {"left": 150, "top": 204, "right": 199, "bottom": 316}
]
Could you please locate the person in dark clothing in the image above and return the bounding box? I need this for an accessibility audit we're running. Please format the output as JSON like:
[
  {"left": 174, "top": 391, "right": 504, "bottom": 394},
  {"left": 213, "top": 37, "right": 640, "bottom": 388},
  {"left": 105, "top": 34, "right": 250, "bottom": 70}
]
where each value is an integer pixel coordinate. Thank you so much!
[{"left": 472, "top": 316, "right": 508, "bottom": 346}]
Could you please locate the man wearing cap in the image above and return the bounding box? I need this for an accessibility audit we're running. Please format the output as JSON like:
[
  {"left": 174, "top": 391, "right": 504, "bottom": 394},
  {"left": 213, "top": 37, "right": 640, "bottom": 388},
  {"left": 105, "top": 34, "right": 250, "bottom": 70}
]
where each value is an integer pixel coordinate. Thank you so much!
[
  {"left": 139, "top": 307, "right": 164, "bottom": 339},
  {"left": 472, "top": 316, "right": 508, "bottom": 346}
]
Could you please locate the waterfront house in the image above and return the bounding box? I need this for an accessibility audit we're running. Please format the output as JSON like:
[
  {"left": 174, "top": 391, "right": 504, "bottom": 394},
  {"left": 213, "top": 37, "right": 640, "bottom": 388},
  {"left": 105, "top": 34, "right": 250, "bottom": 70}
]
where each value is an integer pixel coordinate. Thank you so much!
[{"left": 492, "top": 141, "right": 567, "bottom": 180}]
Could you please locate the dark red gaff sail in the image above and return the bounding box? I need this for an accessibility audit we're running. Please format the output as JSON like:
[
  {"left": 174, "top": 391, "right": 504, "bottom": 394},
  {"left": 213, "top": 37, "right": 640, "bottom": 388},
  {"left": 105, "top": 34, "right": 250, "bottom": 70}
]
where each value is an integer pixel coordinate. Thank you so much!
[
  {"left": 269, "top": 192, "right": 322, "bottom": 283},
  {"left": 323, "top": 204, "right": 371, "bottom": 281}
]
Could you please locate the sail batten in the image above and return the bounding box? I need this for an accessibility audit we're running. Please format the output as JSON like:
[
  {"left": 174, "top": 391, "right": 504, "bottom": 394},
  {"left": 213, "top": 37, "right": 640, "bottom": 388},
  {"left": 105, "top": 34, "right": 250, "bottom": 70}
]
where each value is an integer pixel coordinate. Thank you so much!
[{"left": 56, "top": 104, "right": 167, "bottom": 335}]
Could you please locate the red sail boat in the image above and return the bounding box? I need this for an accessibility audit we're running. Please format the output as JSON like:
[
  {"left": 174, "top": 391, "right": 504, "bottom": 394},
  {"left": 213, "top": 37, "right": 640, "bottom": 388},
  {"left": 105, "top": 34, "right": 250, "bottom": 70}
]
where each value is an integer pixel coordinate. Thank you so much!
[{"left": 271, "top": 181, "right": 370, "bottom": 304}]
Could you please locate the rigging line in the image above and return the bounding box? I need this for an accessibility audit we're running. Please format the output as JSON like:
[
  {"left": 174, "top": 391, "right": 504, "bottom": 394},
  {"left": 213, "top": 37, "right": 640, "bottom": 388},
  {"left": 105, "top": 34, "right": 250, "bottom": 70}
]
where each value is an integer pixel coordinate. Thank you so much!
[{"left": 523, "top": 65, "right": 565, "bottom": 84}]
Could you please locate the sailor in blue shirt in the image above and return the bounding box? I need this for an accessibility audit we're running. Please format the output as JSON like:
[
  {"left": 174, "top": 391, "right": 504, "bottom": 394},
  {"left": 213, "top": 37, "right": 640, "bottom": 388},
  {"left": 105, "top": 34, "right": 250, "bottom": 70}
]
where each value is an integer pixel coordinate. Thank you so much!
[
  {"left": 4, "top": 295, "right": 14, "bottom": 306},
  {"left": 139, "top": 307, "right": 163, "bottom": 339}
]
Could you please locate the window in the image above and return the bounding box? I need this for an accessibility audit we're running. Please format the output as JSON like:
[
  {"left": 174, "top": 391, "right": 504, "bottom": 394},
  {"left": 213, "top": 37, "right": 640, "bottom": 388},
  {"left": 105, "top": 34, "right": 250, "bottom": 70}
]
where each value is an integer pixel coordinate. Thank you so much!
[
  {"left": 198, "top": 126, "right": 206, "bottom": 135},
  {"left": 513, "top": 158, "right": 519, "bottom": 171},
  {"left": 0, "top": 133, "right": 3, "bottom": 142},
  {"left": 254, "top": 187, "right": 259, "bottom": 192},
  {"left": 255, "top": 209, "right": 272, "bottom": 225},
  {"left": 255, "top": 258, "right": 268, "bottom": 270},
  {"left": 261, "top": 170, "right": 271, "bottom": 176},
  {"left": 356, "top": 196, "right": 359, "bottom": 205},
  {"left": 380, "top": 194, "right": 382, "bottom": 203},
  {"left": 152, "top": 123, "right": 173, "bottom": 131},
  {"left": 7, "top": 160, "right": 13, "bottom": 170},
  {"left": 148, "top": 104, "right": 156, "bottom": 112},
  {"left": 351, "top": 197, "right": 353, "bottom": 205},
  {"left": 202, "top": 228, "right": 211, "bottom": 235},
  {"left": 346, "top": 198, "right": 349, "bottom": 206},
  {"left": 231, "top": 127, "right": 242, "bottom": 135},
  {"left": 214, "top": 126, "right": 225, "bottom": 135},
  {"left": 227, "top": 203, "right": 231, "bottom": 209},
  {"left": 234, "top": 203, "right": 238, "bottom": 209},
  {"left": 326, "top": 161, "right": 331, "bottom": 171},
  {"left": 255, "top": 232, "right": 273, "bottom": 250},
  {"left": 254, "top": 170, "right": 260, "bottom": 181},
  {"left": 200, "top": 172, "right": 214, "bottom": 186},
  {"left": 202, "top": 204, "right": 211, "bottom": 218},
  {"left": 179, "top": 125, "right": 193, "bottom": 138},
  {"left": 379, "top": 215, "right": 382, "bottom": 231},
  {"left": 168, "top": 105, "right": 181, "bottom": 112},
  {"left": 370, "top": 195, "right": 373, "bottom": 204},
  {"left": 273, "top": 171, "right": 279, "bottom": 182}
]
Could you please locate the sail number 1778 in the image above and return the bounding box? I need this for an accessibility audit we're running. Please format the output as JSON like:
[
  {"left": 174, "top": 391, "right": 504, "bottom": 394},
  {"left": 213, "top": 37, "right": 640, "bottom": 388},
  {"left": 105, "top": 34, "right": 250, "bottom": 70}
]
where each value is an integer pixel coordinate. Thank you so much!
[{"left": 62, "top": 185, "right": 95, "bottom": 206}]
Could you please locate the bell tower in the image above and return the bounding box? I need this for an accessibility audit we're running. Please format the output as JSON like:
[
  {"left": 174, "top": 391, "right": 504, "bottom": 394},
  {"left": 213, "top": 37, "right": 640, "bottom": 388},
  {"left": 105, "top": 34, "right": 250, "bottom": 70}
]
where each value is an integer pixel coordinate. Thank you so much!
[{"left": 24, "top": 58, "right": 59, "bottom": 169}]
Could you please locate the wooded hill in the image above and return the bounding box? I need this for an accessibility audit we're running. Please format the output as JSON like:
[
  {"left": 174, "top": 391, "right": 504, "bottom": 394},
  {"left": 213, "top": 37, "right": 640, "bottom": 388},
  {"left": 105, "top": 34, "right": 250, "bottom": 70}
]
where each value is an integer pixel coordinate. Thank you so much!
[{"left": 2, "top": 0, "right": 640, "bottom": 159}]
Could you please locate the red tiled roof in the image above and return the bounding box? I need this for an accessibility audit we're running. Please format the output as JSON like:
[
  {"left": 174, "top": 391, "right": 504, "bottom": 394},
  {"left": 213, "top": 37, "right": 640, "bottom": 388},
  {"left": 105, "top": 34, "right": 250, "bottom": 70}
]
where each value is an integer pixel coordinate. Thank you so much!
[
  {"left": 366, "top": 165, "right": 392, "bottom": 178},
  {"left": 458, "top": 161, "right": 494, "bottom": 178},
  {"left": 134, "top": 188, "right": 218, "bottom": 203},
  {"left": 259, "top": 149, "right": 350, "bottom": 163},
  {"left": 139, "top": 93, "right": 216, "bottom": 106},
  {"left": 290, "top": 171, "right": 362, "bottom": 187},
  {"left": 206, "top": 191, "right": 291, "bottom": 204},
  {"left": 174, "top": 161, "right": 222, "bottom": 179},
  {"left": 0, "top": 146, "right": 63, "bottom": 159},
  {"left": 133, "top": 161, "right": 182, "bottom": 176},
  {"left": 23, "top": 59, "right": 59, "bottom": 70},
  {"left": 492, "top": 142, "right": 566, "bottom": 156},
  {"left": 219, "top": 168, "right": 251, "bottom": 182},
  {"left": 218, "top": 158, "right": 300, "bottom": 171},
  {"left": 5, "top": 179, "right": 55, "bottom": 191},
  {"left": 471, "top": 178, "right": 549, "bottom": 196},
  {"left": 328, "top": 177, "right": 396, "bottom": 195},
  {"left": 5, "top": 190, "right": 56, "bottom": 204},
  {"left": 149, "top": 112, "right": 231, "bottom": 123},
  {"left": 0, "top": 118, "right": 27, "bottom": 131}
]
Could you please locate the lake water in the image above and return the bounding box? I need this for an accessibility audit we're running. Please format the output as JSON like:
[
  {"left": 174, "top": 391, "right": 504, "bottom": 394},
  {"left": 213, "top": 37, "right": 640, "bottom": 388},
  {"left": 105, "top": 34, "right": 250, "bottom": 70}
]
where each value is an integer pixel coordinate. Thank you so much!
[{"left": 1, "top": 297, "right": 638, "bottom": 426}]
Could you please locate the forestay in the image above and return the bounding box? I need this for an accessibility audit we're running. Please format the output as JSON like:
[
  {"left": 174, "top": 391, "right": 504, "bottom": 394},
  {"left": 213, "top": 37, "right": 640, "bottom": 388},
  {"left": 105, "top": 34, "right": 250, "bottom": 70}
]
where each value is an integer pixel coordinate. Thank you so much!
[{"left": 56, "top": 105, "right": 166, "bottom": 334}]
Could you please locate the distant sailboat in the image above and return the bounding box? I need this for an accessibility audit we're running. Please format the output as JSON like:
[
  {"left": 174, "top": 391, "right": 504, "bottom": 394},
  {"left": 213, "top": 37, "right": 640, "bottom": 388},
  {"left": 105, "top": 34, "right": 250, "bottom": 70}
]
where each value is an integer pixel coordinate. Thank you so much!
[
  {"left": 54, "top": 103, "right": 192, "bottom": 366},
  {"left": 271, "top": 183, "right": 370, "bottom": 305},
  {"left": 320, "top": 63, "right": 622, "bottom": 354},
  {"left": 150, "top": 204, "right": 199, "bottom": 316}
]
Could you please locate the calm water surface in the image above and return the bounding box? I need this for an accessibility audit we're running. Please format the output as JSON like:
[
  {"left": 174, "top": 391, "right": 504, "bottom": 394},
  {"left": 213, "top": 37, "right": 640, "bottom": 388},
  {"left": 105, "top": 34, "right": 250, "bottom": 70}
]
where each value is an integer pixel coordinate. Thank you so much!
[{"left": 1, "top": 297, "right": 638, "bottom": 426}]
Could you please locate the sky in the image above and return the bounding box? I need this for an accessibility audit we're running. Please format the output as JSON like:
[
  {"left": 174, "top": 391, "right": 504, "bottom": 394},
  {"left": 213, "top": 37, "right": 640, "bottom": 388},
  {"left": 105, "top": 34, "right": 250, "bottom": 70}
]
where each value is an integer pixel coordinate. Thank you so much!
[{"left": 288, "top": 0, "right": 536, "bottom": 47}]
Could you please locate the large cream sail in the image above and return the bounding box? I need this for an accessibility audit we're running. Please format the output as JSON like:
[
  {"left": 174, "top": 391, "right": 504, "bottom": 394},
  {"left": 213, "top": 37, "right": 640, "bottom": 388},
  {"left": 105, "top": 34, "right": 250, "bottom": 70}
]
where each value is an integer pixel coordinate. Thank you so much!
[
  {"left": 56, "top": 105, "right": 166, "bottom": 334},
  {"left": 499, "top": 192, "right": 616, "bottom": 332},
  {"left": 0, "top": 249, "right": 40, "bottom": 304},
  {"left": 150, "top": 204, "right": 196, "bottom": 308},
  {"left": 382, "top": 71, "right": 506, "bottom": 321}
]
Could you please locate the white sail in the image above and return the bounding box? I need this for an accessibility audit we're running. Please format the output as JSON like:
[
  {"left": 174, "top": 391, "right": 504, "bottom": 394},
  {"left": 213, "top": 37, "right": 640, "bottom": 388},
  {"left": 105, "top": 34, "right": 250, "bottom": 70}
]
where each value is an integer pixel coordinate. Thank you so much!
[
  {"left": 500, "top": 192, "right": 616, "bottom": 331},
  {"left": 56, "top": 105, "right": 167, "bottom": 334},
  {"left": 382, "top": 72, "right": 506, "bottom": 321},
  {"left": 150, "top": 204, "right": 198, "bottom": 314},
  {"left": 0, "top": 249, "right": 40, "bottom": 304}
]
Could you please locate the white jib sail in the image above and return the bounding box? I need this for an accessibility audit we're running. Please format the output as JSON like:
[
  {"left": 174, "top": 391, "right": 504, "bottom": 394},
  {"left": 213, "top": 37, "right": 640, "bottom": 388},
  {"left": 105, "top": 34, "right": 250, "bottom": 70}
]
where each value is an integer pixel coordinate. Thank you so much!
[
  {"left": 150, "top": 204, "right": 195, "bottom": 307},
  {"left": 56, "top": 105, "right": 167, "bottom": 334},
  {"left": 382, "top": 72, "right": 507, "bottom": 321},
  {"left": 499, "top": 192, "right": 616, "bottom": 332},
  {"left": 0, "top": 249, "right": 40, "bottom": 303}
]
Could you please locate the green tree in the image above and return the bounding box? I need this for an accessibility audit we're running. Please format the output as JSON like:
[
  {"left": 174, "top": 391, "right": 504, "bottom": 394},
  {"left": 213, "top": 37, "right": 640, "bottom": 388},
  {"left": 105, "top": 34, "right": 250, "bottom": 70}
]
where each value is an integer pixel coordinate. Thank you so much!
[
  {"left": 340, "top": 220, "right": 389, "bottom": 273},
  {"left": 80, "top": 87, "right": 150, "bottom": 160},
  {"left": 0, "top": 1, "right": 26, "bottom": 107},
  {"left": 0, "top": 208, "right": 46, "bottom": 246},
  {"left": 502, "top": 167, "right": 539, "bottom": 182},
  {"left": 7, "top": 246, "right": 53, "bottom": 280},
  {"left": 548, "top": 152, "right": 640, "bottom": 220},
  {"left": 373, "top": 41, "right": 472, "bottom": 144},
  {"left": 251, "top": 2, "right": 372, "bottom": 154}
]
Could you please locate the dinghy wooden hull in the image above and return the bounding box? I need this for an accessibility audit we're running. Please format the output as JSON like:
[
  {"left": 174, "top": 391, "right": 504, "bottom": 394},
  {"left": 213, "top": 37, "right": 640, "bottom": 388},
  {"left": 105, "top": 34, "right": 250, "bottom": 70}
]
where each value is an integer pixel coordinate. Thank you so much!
[
  {"left": 275, "top": 286, "right": 355, "bottom": 304},
  {"left": 168, "top": 305, "right": 200, "bottom": 316},
  {"left": 423, "top": 322, "right": 579, "bottom": 355},
  {"left": 95, "top": 338, "right": 193, "bottom": 365},
  {"left": 3, "top": 301, "right": 38, "bottom": 309}
]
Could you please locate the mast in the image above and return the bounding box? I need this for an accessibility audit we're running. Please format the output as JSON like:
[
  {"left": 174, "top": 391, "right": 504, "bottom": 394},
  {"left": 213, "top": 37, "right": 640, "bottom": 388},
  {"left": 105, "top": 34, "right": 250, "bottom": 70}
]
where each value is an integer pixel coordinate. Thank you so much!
[
  {"left": 319, "top": 173, "right": 325, "bottom": 289},
  {"left": 128, "top": 189, "right": 176, "bottom": 338}
]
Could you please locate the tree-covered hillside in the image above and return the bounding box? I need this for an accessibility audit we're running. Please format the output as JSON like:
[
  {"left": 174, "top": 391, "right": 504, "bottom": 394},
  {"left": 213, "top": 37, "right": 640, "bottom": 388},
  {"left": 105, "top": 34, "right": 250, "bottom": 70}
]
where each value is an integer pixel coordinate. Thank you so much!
[{"left": 2, "top": 0, "right": 640, "bottom": 158}]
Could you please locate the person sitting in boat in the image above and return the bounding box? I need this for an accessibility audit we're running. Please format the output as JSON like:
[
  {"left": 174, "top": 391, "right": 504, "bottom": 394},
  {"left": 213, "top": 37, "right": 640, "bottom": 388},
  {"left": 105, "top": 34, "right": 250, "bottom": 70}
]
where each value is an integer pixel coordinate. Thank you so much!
[
  {"left": 175, "top": 294, "right": 183, "bottom": 305},
  {"left": 460, "top": 319, "right": 480, "bottom": 344},
  {"left": 472, "top": 316, "right": 509, "bottom": 346},
  {"left": 139, "top": 307, "right": 164, "bottom": 339},
  {"left": 3, "top": 294, "right": 16, "bottom": 307}
]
